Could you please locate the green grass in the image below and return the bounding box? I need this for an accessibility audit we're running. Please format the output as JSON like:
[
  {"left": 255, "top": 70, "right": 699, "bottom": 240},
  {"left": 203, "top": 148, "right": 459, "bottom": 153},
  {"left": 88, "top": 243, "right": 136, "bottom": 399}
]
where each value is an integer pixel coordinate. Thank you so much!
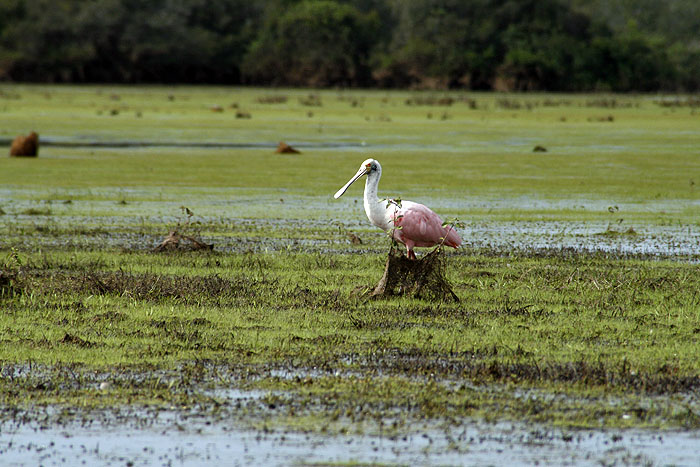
[
  {"left": 0, "top": 85, "right": 699, "bottom": 433},
  {"left": 2, "top": 86, "right": 699, "bottom": 203},
  {"left": 2, "top": 250, "right": 700, "bottom": 430}
]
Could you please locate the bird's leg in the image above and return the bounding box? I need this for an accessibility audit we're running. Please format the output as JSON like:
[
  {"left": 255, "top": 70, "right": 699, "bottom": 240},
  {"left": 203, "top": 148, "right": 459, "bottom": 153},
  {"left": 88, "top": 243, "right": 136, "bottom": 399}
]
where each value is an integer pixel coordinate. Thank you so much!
[{"left": 407, "top": 249, "right": 417, "bottom": 260}]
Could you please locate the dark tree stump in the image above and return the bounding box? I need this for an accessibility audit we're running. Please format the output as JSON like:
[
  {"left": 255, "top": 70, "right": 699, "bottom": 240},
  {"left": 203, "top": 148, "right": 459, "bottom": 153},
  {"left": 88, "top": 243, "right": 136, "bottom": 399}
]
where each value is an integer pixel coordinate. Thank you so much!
[{"left": 370, "top": 246, "right": 459, "bottom": 302}]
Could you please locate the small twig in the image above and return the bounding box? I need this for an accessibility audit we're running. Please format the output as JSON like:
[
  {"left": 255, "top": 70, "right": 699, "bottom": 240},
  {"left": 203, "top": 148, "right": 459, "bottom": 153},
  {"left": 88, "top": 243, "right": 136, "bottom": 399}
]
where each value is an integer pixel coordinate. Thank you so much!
[{"left": 438, "top": 217, "right": 465, "bottom": 250}]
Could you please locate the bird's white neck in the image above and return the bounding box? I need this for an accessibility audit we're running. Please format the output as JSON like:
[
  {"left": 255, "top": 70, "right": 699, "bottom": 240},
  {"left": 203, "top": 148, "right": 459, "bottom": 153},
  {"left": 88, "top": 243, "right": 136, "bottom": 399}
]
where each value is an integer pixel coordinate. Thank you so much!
[{"left": 363, "top": 171, "right": 393, "bottom": 231}]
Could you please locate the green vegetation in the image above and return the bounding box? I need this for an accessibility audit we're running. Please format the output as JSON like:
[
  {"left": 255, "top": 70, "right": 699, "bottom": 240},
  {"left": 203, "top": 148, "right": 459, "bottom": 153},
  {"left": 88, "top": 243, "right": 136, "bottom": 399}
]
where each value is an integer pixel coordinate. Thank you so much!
[
  {"left": 1, "top": 0, "right": 699, "bottom": 91},
  {"left": 2, "top": 249, "right": 700, "bottom": 430},
  {"left": 0, "top": 85, "right": 699, "bottom": 435}
]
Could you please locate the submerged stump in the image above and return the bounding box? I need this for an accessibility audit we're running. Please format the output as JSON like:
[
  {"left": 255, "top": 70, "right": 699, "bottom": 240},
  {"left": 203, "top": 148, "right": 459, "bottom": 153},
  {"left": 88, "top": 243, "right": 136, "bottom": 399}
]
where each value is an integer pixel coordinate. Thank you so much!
[{"left": 370, "top": 246, "right": 459, "bottom": 302}]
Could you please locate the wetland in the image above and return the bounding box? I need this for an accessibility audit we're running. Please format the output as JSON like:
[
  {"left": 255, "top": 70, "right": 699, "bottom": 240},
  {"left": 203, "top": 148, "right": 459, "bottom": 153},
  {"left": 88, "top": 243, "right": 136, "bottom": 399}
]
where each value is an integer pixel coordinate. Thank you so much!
[{"left": 1, "top": 85, "right": 699, "bottom": 465}]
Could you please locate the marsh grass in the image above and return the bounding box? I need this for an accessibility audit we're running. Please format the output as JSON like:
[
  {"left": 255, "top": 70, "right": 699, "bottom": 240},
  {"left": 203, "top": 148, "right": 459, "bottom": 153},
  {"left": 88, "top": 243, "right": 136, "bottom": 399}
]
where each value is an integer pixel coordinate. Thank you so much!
[
  {"left": 1, "top": 248, "right": 700, "bottom": 429},
  {"left": 20, "top": 207, "right": 52, "bottom": 216},
  {"left": 0, "top": 85, "right": 699, "bottom": 434}
]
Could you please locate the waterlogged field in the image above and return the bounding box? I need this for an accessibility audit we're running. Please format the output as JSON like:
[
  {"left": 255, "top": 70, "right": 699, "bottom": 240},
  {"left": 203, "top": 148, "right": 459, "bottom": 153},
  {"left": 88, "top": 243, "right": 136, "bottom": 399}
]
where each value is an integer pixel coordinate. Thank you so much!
[{"left": 1, "top": 85, "right": 700, "bottom": 465}]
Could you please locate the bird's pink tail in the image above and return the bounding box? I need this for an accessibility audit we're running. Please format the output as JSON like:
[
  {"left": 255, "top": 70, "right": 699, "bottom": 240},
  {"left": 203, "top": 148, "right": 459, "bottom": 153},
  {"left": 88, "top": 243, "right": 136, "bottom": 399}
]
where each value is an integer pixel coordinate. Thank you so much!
[{"left": 443, "top": 226, "right": 462, "bottom": 248}]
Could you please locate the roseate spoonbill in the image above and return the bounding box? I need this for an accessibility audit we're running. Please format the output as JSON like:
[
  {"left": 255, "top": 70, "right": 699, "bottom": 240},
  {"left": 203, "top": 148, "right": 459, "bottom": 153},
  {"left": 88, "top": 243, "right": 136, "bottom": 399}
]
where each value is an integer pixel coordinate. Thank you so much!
[{"left": 334, "top": 158, "right": 462, "bottom": 259}]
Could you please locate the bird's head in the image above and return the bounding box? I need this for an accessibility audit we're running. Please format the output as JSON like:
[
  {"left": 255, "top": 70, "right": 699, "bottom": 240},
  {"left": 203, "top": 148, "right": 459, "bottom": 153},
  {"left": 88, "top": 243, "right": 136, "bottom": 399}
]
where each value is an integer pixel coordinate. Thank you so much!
[{"left": 334, "top": 158, "right": 381, "bottom": 199}]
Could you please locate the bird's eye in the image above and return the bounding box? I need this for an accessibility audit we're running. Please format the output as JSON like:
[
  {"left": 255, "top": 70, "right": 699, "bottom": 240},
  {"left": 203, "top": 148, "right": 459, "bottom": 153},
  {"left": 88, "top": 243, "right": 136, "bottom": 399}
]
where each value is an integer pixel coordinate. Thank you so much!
[{"left": 371, "top": 164, "right": 376, "bottom": 171}]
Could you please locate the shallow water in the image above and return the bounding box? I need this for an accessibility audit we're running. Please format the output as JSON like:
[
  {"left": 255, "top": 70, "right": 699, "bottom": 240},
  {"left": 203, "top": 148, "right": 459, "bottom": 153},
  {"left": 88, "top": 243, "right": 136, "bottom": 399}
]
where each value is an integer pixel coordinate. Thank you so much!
[
  {"left": 3, "top": 212, "right": 698, "bottom": 259},
  {"left": 461, "top": 220, "right": 700, "bottom": 258},
  {"left": 1, "top": 185, "right": 698, "bottom": 258},
  {"left": 0, "top": 137, "right": 366, "bottom": 151},
  {"left": 2, "top": 399, "right": 699, "bottom": 466},
  {"left": 1, "top": 366, "right": 698, "bottom": 466}
]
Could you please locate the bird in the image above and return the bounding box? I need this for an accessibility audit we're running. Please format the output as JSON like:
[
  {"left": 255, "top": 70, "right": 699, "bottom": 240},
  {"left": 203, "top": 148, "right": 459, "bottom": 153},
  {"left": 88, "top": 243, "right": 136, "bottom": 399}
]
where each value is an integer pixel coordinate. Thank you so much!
[{"left": 334, "top": 158, "right": 462, "bottom": 259}]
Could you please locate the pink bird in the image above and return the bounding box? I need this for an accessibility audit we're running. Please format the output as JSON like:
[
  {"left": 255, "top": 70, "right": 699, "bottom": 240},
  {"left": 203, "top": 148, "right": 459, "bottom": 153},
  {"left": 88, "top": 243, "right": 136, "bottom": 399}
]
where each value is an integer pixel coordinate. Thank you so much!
[{"left": 334, "top": 158, "right": 462, "bottom": 259}]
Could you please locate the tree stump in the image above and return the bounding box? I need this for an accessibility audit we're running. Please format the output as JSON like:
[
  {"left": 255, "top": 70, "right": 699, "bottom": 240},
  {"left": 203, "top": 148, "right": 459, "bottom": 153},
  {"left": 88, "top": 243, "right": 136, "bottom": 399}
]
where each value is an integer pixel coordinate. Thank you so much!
[
  {"left": 10, "top": 132, "right": 39, "bottom": 157},
  {"left": 370, "top": 245, "right": 459, "bottom": 302},
  {"left": 275, "top": 141, "right": 300, "bottom": 154}
]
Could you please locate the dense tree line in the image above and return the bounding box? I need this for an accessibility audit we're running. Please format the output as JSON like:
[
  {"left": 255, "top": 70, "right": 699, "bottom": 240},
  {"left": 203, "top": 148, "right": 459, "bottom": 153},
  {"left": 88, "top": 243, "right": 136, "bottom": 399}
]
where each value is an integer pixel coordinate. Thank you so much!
[{"left": 0, "top": 0, "right": 698, "bottom": 91}]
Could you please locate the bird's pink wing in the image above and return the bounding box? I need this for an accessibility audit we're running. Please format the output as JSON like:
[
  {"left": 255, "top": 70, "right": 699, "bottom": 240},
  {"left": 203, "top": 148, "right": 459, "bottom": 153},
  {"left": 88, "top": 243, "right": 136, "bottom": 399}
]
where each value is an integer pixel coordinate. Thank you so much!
[{"left": 394, "top": 201, "right": 462, "bottom": 248}]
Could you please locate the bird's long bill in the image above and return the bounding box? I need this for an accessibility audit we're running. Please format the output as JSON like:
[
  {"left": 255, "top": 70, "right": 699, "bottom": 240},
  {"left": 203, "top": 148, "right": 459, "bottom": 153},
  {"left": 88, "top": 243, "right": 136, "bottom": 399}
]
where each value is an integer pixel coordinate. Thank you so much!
[{"left": 333, "top": 167, "right": 367, "bottom": 199}]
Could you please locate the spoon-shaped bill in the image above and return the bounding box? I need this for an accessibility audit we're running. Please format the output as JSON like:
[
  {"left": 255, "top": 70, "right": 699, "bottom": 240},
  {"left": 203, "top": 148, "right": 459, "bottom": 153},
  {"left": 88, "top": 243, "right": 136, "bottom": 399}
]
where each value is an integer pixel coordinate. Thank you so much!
[{"left": 333, "top": 168, "right": 367, "bottom": 199}]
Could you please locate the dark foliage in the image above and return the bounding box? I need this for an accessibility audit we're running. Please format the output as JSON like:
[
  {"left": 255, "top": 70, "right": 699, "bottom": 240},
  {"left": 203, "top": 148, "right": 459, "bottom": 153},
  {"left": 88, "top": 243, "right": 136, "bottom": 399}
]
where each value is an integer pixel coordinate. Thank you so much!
[{"left": 0, "top": 0, "right": 697, "bottom": 91}]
